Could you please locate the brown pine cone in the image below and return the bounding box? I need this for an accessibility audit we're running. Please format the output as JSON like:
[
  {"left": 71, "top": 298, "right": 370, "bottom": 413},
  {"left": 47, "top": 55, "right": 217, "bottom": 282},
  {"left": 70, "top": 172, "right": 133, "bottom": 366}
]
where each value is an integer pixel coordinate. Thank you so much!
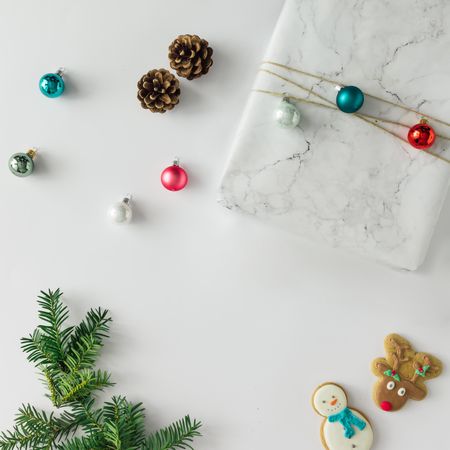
[
  {"left": 137, "top": 68, "right": 180, "bottom": 113},
  {"left": 168, "top": 34, "right": 213, "bottom": 80}
]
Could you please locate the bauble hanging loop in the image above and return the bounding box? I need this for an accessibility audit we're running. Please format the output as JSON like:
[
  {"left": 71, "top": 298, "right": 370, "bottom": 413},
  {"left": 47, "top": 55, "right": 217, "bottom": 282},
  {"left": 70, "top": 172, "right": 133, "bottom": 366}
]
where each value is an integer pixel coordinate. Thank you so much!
[
  {"left": 336, "top": 85, "right": 364, "bottom": 113},
  {"left": 109, "top": 194, "right": 133, "bottom": 224},
  {"left": 274, "top": 95, "right": 301, "bottom": 128},
  {"left": 9, "top": 148, "right": 37, "bottom": 177},
  {"left": 39, "top": 68, "right": 65, "bottom": 98},
  {"left": 161, "top": 158, "right": 188, "bottom": 191},
  {"left": 407, "top": 118, "right": 436, "bottom": 150}
]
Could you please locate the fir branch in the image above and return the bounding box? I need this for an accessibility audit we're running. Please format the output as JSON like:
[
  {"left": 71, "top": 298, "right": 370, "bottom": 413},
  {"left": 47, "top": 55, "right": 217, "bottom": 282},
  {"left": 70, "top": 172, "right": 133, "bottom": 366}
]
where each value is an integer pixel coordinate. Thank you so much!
[
  {"left": 20, "top": 330, "right": 53, "bottom": 368},
  {"left": 64, "top": 307, "right": 111, "bottom": 373},
  {"left": 102, "top": 397, "right": 146, "bottom": 449},
  {"left": 21, "top": 291, "right": 113, "bottom": 408},
  {"left": 13, "top": 404, "right": 56, "bottom": 447},
  {"left": 57, "top": 371, "right": 92, "bottom": 406},
  {"left": 0, "top": 404, "right": 75, "bottom": 450},
  {"left": 1, "top": 290, "right": 203, "bottom": 450},
  {"left": 43, "top": 369, "right": 59, "bottom": 406},
  {"left": 56, "top": 435, "right": 104, "bottom": 450},
  {"left": 52, "top": 409, "right": 79, "bottom": 441},
  {"left": 67, "top": 398, "right": 104, "bottom": 434},
  {"left": 36, "top": 289, "right": 72, "bottom": 367},
  {"left": 53, "top": 369, "right": 113, "bottom": 407},
  {"left": 144, "top": 416, "right": 202, "bottom": 450}
]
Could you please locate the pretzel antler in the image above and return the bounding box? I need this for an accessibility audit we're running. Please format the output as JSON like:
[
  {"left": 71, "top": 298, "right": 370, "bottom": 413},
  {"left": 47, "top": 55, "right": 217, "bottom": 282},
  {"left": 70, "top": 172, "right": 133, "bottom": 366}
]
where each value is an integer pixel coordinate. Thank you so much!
[{"left": 389, "top": 337, "right": 410, "bottom": 371}]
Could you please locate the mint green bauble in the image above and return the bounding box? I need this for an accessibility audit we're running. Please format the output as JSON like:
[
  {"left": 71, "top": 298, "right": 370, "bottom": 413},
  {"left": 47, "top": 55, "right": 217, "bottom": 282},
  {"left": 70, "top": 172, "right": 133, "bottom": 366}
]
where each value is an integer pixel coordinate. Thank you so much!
[
  {"left": 9, "top": 150, "right": 36, "bottom": 177},
  {"left": 274, "top": 98, "right": 301, "bottom": 128}
]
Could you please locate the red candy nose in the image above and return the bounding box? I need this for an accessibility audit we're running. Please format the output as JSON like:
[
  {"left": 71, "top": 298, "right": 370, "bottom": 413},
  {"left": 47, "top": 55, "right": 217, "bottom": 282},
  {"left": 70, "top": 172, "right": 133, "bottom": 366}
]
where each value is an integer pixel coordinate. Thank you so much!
[{"left": 380, "top": 401, "right": 392, "bottom": 411}]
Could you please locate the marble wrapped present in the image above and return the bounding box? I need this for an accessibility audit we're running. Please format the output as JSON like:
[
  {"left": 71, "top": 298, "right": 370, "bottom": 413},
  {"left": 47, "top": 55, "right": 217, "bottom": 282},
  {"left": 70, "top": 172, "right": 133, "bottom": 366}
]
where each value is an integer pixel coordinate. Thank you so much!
[{"left": 219, "top": 0, "right": 450, "bottom": 270}]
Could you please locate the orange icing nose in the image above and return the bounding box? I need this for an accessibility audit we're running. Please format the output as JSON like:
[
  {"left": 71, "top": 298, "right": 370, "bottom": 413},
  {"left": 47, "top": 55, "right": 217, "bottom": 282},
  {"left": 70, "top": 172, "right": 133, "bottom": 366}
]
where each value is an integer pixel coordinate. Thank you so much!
[{"left": 330, "top": 398, "right": 338, "bottom": 406}]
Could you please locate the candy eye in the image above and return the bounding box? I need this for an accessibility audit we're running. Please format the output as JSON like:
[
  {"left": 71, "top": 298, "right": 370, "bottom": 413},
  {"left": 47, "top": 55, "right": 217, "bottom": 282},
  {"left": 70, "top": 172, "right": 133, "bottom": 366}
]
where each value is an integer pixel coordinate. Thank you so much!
[
  {"left": 322, "top": 400, "right": 326, "bottom": 403},
  {"left": 332, "top": 396, "right": 335, "bottom": 398},
  {"left": 398, "top": 387, "right": 406, "bottom": 397},
  {"left": 387, "top": 381, "right": 395, "bottom": 390}
]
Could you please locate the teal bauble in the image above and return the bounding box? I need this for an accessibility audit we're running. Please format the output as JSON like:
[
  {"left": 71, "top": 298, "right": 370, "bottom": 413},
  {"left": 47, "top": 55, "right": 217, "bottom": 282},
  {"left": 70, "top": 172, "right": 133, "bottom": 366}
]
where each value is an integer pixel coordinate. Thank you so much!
[
  {"left": 39, "top": 72, "right": 65, "bottom": 98},
  {"left": 274, "top": 98, "right": 301, "bottom": 128},
  {"left": 336, "top": 86, "right": 364, "bottom": 113},
  {"left": 8, "top": 149, "right": 36, "bottom": 177}
]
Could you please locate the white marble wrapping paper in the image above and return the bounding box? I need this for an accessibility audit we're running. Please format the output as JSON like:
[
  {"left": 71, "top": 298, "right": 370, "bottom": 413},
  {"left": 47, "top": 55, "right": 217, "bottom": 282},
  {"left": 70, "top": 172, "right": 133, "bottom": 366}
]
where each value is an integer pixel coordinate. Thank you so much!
[{"left": 219, "top": 0, "right": 450, "bottom": 270}]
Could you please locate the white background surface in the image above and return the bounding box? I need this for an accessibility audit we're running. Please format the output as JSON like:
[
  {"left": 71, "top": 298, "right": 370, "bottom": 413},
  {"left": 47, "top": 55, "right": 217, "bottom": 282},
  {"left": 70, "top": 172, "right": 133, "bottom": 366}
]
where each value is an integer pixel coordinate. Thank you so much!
[{"left": 0, "top": 1, "right": 448, "bottom": 449}]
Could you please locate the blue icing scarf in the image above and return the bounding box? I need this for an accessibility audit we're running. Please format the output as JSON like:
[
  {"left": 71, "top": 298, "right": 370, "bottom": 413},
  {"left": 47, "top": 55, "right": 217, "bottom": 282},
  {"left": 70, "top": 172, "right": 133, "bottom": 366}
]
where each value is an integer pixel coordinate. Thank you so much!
[{"left": 328, "top": 407, "right": 366, "bottom": 439}]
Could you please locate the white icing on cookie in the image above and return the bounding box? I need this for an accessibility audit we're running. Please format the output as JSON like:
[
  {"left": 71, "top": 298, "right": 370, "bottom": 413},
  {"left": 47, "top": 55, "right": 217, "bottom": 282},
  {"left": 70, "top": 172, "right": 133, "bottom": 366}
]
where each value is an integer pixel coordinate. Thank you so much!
[{"left": 313, "top": 384, "right": 347, "bottom": 417}]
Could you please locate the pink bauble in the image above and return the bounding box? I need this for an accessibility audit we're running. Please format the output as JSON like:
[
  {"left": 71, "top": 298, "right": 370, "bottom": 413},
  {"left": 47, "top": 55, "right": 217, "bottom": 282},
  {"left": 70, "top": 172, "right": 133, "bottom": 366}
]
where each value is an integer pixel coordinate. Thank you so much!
[{"left": 161, "top": 163, "right": 188, "bottom": 191}]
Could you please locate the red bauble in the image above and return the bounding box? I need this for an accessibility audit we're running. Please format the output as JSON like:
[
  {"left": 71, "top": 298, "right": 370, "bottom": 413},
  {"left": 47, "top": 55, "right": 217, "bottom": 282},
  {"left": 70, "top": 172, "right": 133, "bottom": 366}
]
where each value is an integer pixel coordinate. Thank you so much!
[
  {"left": 161, "top": 161, "right": 188, "bottom": 191},
  {"left": 407, "top": 120, "right": 435, "bottom": 150}
]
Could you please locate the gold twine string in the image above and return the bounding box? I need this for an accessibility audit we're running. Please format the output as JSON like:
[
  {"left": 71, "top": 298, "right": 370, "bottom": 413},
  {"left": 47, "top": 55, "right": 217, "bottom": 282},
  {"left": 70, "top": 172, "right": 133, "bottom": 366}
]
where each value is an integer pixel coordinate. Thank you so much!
[
  {"left": 254, "top": 87, "right": 450, "bottom": 142},
  {"left": 257, "top": 70, "right": 450, "bottom": 164},
  {"left": 253, "top": 88, "right": 399, "bottom": 145},
  {"left": 263, "top": 61, "right": 450, "bottom": 128},
  {"left": 260, "top": 69, "right": 450, "bottom": 139}
]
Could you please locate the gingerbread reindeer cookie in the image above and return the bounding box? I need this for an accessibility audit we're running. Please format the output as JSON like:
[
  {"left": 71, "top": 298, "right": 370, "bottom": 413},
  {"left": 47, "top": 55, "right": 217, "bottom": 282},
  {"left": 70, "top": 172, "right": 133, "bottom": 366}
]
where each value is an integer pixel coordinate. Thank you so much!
[
  {"left": 371, "top": 333, "right": 443, "bottom": 412},
  {"left": 312, "top": 383, "right": 374, "bottom": 450}
]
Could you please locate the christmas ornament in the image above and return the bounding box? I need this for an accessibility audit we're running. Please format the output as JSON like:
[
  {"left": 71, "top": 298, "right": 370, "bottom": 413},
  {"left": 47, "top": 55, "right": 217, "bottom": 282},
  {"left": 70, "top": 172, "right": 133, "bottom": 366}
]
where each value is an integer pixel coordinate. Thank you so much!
[
  {"left": 169, "top": 34, "right": 213, "bottom": 80},
  {"left": 39, "top": 68, "right": 65, "bottom": 98},
  {"left": 274, "top": 96, "right": 300, "bottom": 128},
  {"left": 109, "top": 195, "right": 133, "bottom": 224},
  {"left": 8, "top": 148, "right": 37, "bottom": 177},
  {"left": 258, "top": 61, "right": 450, "bottom": 164},
  {"left": 137, "top": 68, "right": 180, "bottom": 113},
  {"left": 161, "top": 159, "right": 188, "bottom": 191},
  {"left": 336, "top": 86, "right": 364, "bottom": 113},
  {"left": 408, "top": 119, "right": 436, "bottom": 150},
  {"left": 0, "top": 289, "right": 202, "bottom": 449}
]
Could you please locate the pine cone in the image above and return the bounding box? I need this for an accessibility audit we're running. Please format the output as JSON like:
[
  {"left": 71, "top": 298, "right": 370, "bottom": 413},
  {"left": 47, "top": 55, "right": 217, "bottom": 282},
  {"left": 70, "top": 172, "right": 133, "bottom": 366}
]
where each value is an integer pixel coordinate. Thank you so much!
[
  {"left": 168, "top": 34, "right": 213, "bottom": 80},
  {"left": 137, "top": 69, "right": 180, "bottom": 113}
]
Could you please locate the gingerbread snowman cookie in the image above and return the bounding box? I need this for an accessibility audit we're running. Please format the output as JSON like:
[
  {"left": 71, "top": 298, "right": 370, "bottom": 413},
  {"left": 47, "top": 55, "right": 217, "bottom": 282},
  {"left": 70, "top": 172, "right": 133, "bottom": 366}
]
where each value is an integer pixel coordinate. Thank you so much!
[
  {"left": 312, "top": 383, "right": 374, "bottom": 450},
  {"left": 371, "top": 333, "right": 443, "bottom": 412}
]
